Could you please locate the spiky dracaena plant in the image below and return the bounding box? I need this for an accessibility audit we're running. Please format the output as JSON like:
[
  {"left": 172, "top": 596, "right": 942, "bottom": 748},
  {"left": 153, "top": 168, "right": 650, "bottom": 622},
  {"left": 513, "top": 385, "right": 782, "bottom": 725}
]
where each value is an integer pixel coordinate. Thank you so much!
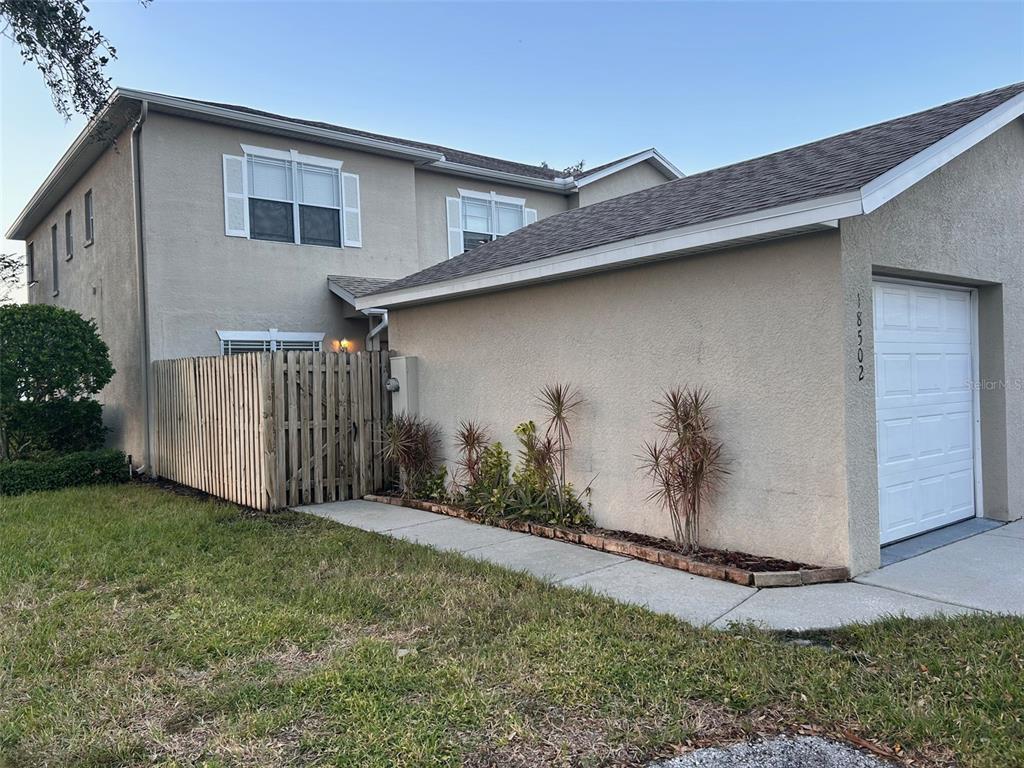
[
  {"left": 382, "top": 413, "right": 442, "bottom": 498},
  {"left": 453, "top": 420, "right": 489, "bottom": 493},
  {"left": 639, "top": 387, "right": 728, "bottom": 553},
  {"left": 536, "top": 383, "right": 583, "bottom": 515}
]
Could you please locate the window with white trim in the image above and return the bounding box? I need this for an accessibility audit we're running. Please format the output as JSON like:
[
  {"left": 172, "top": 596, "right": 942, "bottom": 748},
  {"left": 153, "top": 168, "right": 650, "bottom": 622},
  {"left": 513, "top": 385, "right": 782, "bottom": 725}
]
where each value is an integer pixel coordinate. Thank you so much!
[
  {"left": 446, "top": 190, "right": 536, "bottom": 257},
  {"left": 217, "top": 328, "right": 324, "bottom": 355},
  {"left": 222, "top": 145, "right": 361, "bottom": 248},
  {"left": 83, "top": 189, "right": 94, "bottom": 245}
]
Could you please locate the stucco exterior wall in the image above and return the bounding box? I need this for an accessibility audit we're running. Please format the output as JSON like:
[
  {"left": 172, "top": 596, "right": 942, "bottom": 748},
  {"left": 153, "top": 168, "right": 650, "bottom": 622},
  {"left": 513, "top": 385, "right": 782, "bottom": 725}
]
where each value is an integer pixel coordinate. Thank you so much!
[
  {"left": 24, "top": 125, "right": 146, "bottom": 462},
  {"left": 841, "top": 121, "right": 1024, "bottom": 567},
  {"left": 413, "top": 170, "right": 569, "bottom": 267},
  {"left": 576, "top": 161, "right": 673, "bottom": 206},
  {"left": 140, "top": 113, "right": 417, "bottom": 360},
  {"left": 390, "top": 232, "right": 852, "bottom": 568}
]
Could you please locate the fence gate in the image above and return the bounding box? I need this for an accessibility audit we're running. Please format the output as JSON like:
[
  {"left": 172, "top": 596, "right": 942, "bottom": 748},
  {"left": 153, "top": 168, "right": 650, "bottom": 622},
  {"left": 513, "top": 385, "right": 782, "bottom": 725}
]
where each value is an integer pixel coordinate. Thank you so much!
[{"left": 153, "top": 351, "right": 392, "bottom": 511}]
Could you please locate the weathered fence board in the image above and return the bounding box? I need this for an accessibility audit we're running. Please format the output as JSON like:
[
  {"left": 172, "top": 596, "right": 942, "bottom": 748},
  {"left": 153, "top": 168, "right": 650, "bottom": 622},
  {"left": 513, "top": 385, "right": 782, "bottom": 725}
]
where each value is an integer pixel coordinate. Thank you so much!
[{"left": 153, "top": 351, "right": 392, "bottom": 511}]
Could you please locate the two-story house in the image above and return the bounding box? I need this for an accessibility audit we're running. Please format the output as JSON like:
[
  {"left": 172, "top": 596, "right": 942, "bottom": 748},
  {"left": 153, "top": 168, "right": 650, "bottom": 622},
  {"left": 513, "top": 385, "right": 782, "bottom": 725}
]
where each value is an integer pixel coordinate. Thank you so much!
[{"left": 5, "top": 88, "right": 682, "bottom": 469}]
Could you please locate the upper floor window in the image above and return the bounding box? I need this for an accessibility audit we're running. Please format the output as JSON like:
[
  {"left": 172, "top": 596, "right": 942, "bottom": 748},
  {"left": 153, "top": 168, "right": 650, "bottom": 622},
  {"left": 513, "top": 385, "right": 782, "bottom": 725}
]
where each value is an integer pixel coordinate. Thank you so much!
[
  {"left": 222, "top": 145, "right": 361, "bottom": 248},
  {"left": 50, "top": 224, "right": 59, "bottom": 296},
  {"left": 446, "top": 190, "right": 537, "bottom": 258},
  {"left": 64, "top": 210, "right": 74, "bottom": 260},
  {"left": 83, "top": 189, "right": 95, "bottom": 245}
]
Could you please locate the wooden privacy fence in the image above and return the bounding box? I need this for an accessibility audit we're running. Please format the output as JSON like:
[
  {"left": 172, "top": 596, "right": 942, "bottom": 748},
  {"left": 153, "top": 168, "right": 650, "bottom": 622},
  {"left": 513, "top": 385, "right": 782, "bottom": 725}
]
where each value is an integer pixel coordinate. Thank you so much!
[{"left": 153, "top": 351, "right": 392, "bottom": 511}]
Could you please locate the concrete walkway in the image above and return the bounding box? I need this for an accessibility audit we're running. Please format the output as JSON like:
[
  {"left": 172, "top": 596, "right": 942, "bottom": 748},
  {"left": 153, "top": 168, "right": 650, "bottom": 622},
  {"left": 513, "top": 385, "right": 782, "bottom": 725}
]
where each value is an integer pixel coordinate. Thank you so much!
[{"left": 297, "top": 500, "right": 1023, "bottom": 631}]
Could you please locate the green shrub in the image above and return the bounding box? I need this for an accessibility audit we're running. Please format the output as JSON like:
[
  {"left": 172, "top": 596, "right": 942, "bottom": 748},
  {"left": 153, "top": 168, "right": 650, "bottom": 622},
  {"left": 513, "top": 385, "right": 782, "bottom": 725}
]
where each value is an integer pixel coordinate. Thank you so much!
[
  {"left": 0, "top": 304, "right": 113, "bottom": 405},
  {"left": 0, "top": 304, "right": 114, "bottom": 461},
  {"left": 3, "top": 399, "right": 106, "bottom": 459},
  {"left": 0, "top": 449, "right": 128, "bottom": 496}
]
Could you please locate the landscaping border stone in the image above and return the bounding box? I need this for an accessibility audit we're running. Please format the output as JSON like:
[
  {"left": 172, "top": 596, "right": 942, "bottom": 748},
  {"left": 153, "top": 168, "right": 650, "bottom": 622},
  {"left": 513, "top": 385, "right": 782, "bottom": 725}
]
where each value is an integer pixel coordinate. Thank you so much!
[{"left": 363, "top": 494, "right": 849, "bottom": 587}]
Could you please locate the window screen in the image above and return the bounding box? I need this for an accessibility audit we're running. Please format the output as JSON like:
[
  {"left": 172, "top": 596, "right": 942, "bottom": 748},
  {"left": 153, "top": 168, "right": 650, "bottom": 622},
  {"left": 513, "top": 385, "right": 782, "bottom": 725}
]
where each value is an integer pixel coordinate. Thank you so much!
[
  {"left": 463, "top": 231, "right": 492, "bottom": 251},
  {"left": 249, "top": 198, "right": 294, "bottom": 243},
  {"left": 299, "top": 205, "right": 341, "bottom": 247}
]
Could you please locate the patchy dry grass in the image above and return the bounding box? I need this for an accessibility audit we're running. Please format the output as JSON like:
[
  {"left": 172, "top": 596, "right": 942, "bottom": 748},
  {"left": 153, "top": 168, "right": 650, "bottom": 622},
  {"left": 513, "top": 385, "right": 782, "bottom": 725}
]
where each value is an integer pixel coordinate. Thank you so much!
[{"left": 1, "top": 484, "right": 1022, "bottom": 767}]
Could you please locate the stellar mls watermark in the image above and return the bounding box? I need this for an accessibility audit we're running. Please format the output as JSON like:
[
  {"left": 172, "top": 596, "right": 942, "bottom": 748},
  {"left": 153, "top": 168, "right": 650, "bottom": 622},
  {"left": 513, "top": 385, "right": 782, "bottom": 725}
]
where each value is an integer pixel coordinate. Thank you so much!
[{"left": 969, "top": 378, "right": 1024, "bottom": 391}]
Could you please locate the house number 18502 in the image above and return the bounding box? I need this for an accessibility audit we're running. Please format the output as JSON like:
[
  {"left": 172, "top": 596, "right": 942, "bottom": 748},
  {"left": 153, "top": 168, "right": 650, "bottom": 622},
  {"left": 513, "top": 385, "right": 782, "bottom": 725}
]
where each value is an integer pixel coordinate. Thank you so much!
[{"left": 856, "top": 292, "right": 865, "bottom": 381}]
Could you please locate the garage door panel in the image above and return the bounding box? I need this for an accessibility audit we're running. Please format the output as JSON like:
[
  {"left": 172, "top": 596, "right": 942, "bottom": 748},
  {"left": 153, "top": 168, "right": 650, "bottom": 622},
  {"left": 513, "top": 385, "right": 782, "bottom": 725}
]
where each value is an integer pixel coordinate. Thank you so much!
[
  {"left": 874, "top": 280, "right": 977, "bottom": 545},
  {"left": 914, "top": 291, "right": 943, "bottom": 330}
]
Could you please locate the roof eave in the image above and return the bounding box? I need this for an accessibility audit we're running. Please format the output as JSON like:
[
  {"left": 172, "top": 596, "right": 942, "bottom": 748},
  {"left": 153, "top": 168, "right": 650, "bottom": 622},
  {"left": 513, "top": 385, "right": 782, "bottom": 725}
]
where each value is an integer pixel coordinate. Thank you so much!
[
  {"left": 354, "top": 191, "right": 860, "bottom": 310},
  {"left": 5, "top": 92, "right": 138, "bottom": 240},
  {"left": 421, "top": 160, "right": 574, "bottom": 192},
  {"left": 116, "top": 88, "right": 447, "bottom": 165}
]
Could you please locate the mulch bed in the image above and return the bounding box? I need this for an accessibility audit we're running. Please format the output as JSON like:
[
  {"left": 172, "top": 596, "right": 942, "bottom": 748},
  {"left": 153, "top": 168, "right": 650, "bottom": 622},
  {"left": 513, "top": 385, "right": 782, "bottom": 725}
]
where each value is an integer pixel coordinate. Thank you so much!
[
  {"left": 590, "top": 527, "right": 810, "bottom": 572},
  {"left": 364, "top": 494, "right": 849, "bottom": 588}
]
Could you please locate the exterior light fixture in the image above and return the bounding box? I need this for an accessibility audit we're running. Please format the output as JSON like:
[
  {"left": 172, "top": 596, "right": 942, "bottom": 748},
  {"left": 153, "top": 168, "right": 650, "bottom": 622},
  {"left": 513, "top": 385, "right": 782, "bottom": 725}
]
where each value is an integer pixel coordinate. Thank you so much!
[{"left": 338, "top": 338, "right": 352, "bottom": 353}]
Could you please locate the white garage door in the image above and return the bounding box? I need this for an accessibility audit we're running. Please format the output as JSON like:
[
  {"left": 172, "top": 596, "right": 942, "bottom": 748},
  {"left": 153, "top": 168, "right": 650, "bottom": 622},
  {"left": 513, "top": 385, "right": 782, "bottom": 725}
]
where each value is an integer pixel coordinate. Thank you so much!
[{"left": 874, "top": 280, "right": 978, "bottom": 544}]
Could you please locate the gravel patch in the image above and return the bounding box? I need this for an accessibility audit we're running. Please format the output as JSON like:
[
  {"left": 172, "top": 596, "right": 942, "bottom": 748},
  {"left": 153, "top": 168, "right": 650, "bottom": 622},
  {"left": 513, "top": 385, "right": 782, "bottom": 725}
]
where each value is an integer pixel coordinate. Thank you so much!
[{"left": 652, "top": 735, "right": 891, "bottom": 767}]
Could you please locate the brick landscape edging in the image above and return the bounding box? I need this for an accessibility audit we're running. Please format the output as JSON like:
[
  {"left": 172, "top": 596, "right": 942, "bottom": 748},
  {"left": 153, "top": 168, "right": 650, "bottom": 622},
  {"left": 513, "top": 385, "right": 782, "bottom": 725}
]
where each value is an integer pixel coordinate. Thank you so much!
[{"left": 363, "top": 495, "right": 849, "bottom": 587}]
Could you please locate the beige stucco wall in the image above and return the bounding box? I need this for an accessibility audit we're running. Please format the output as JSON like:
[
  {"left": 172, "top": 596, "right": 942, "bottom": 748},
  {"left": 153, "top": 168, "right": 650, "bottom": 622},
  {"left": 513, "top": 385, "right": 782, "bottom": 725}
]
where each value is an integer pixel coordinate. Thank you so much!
[
  {"left": 24, "top": 124, "right": 147, "bottom": 462},
  {"left": 140, "top": 112, "right": 419, "bottom": 361},
  {"left": 390, "top": 232, "right": 853, "bottom": 568},
  {"left": 841, "top": 120, "right": 1024, "bottom": 570},
  {"left": 413, "top": 170, "right": 569, "bottom": 266},
  {"left": 576, "top": 161, "right": 673, "bottom": 206}
]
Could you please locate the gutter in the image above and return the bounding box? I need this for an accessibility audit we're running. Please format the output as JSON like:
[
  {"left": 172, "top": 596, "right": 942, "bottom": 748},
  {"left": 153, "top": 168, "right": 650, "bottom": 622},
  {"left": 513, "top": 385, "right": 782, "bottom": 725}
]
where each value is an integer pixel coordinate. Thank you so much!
[
  {"left": 130, "top": 100, "right": 153, "bottom": 474},
  {"left": 115, "top": 88, "right": 446, "bottom": 165}
]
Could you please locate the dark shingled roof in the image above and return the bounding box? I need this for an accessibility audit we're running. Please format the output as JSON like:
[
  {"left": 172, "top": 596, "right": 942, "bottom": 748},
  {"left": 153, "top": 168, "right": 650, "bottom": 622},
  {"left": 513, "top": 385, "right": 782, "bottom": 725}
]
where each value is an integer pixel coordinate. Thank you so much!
[
  {"left": 375, "top": 82, "right": 1024, "bottom": 296},
  {"left": 192, "top": 98, "right": 563, "bottom": 181},
  {"left": 328, "top": 275, "right": 396, "bottom": 298}
]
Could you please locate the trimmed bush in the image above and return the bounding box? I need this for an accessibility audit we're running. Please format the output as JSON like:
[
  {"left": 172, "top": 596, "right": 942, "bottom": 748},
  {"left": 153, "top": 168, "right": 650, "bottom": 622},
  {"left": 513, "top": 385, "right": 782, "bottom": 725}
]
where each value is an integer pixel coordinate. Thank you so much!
[
  {"left": 0, "top": 449, "right": 128, "bottom": 496},
  {"left": 3, "top": 399, "right": 106, "bottom": 459}
]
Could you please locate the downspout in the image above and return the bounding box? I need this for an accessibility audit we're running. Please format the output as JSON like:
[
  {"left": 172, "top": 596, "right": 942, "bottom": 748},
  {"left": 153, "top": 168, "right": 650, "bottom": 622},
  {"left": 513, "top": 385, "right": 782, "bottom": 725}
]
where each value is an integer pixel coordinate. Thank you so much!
[{"left": 130, "top": 100, "right": 152, "bottom": 474}]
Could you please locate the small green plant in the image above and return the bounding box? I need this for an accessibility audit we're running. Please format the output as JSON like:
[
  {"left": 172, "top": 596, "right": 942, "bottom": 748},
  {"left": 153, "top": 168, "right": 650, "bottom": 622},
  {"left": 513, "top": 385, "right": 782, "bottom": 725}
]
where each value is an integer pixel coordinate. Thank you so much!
[
  {"left": 416, "top": 465, "right": 449, "bottom": 503},
  {"left": 639, "top": 387, "right": 728, "bottom": 552},
  {"left": 381, "top": 414, "right": 442, "bottom": 498},
  {"left": 465, "top": 442, "right": 512, "bottom": 518}
]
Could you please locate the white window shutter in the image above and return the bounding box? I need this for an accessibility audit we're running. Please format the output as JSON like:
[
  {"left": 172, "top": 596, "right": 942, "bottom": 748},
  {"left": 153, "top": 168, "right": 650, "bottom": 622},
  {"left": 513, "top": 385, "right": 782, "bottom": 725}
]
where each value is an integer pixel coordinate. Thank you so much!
[
  {"left": 342, "top": 172, "right": 362, "bottom": 247},
  {"left": 446, "top": 197, "right": 464, "bottom": 258},
  {"left": 222, "top": 155, "right": 248, "bottom": 237},
  {"left": 525, "top": 208, "right": 538, "bottom": 226}
]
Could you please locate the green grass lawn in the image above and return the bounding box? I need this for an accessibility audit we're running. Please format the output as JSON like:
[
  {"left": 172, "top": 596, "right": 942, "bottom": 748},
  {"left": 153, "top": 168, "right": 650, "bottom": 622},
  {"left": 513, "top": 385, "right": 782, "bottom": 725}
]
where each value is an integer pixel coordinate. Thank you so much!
[{"left": 1, "top": 484, "right": 1022, "bottom": 768}]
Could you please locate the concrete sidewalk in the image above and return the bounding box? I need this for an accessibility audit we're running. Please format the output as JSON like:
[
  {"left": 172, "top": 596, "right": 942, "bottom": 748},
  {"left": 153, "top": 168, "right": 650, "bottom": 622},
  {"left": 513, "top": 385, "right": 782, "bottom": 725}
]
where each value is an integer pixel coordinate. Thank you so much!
[{"left": 297, "top": 500, "right": 1022, "bottom": 631}]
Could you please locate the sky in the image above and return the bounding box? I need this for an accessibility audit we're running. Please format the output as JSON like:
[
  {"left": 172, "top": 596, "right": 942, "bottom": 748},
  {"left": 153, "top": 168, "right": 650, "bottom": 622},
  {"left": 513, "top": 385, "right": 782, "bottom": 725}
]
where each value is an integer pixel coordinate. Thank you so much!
[{"left": 2, "top": 0, "right": 1023, "bottom": 300}]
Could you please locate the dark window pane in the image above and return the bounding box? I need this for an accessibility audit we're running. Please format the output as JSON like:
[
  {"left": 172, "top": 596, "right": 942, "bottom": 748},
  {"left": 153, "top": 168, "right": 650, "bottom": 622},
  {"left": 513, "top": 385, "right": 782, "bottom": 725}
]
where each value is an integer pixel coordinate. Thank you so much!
[
  {"left": 249, "top": 198, "right": 294, "bottom": 243},
  {"left": 299, "top": 205, "right": 341, "bottom": 247},
  {"left": 463, "top": 231, "right": 492, "bottom": 251}
]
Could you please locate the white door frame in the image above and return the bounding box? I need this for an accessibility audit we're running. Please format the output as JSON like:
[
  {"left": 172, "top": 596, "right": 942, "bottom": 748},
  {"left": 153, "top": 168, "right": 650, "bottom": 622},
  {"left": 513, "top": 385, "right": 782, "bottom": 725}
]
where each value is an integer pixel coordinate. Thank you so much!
[{"left": 872, "top": 276, "right": 985, "bottom": 533}]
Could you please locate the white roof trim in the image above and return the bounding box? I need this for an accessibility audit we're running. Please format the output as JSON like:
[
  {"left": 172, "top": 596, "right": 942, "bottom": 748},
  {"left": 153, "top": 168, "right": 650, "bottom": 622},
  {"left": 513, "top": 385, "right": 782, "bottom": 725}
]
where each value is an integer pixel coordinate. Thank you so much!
[
  {"left": 860, "top": 89, "right": 1024, "bottom": 213},
  {"left": 573, "top": 148, "right": 685, "bottom": 188},
  {"left": 425, "top": 160, "right": 574, "bottom": 192},
  {"left": 355, "top": 191, "right": 862, "bottom": 310}
]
